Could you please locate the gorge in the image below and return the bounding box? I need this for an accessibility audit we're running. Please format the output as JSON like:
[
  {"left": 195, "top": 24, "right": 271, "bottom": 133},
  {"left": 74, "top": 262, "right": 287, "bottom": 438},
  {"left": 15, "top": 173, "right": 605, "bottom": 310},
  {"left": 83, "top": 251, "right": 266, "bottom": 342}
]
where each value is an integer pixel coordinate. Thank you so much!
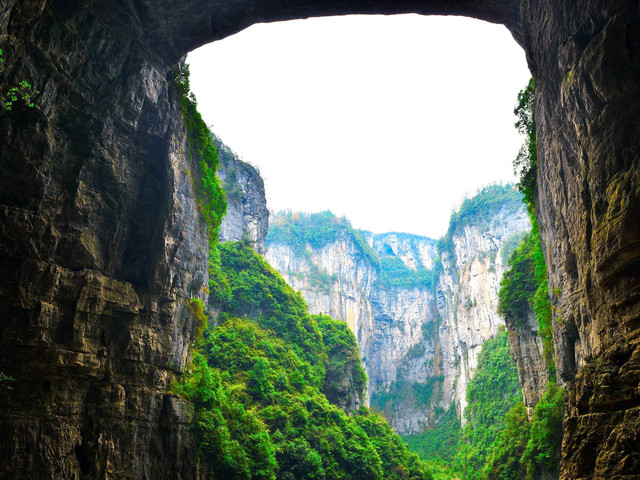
[
  {"left": 265, "top": 186, "right": 531, "bottom": 435},
  {"left": 1, "top": 1, "right": 640, "bottom": 479}
]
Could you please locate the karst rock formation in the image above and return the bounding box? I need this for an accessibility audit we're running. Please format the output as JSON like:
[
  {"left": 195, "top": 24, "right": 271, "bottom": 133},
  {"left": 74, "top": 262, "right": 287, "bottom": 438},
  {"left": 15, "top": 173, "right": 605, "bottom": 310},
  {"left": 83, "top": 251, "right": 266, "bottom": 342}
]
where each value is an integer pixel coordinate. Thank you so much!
[{"left": 0, "top": 1, "right": 638, "bottom": 478}]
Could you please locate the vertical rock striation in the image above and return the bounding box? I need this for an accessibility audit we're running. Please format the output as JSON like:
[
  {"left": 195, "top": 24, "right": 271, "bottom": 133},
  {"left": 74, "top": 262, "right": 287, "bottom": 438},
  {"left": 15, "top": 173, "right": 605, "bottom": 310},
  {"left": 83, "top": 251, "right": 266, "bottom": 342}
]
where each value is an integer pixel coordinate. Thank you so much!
[
  {"left": 214, "top": 133, "right": 269, "bottom": 254},
  {"left": 436, "top": 206, "right": 530, "bottom": 418},
  {"left": 266, "top": 192, "right": 530, "bottom": 434},
  {"left": 505, "top": 309, "right": 549, "bottom": 417},
  {"left": 2, "top": 1, "right": 640, "bottom": 478},
  {"left": 0, "top": 2, "right": 206, "bottom": 478}
]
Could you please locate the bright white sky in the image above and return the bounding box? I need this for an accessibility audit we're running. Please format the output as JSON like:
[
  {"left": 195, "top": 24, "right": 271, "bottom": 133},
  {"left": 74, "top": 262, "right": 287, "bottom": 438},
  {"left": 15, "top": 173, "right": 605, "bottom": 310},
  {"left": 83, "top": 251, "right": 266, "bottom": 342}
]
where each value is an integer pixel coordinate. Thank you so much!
[{"left": 188, "top": 14, "right": 531, "bottom": 239}]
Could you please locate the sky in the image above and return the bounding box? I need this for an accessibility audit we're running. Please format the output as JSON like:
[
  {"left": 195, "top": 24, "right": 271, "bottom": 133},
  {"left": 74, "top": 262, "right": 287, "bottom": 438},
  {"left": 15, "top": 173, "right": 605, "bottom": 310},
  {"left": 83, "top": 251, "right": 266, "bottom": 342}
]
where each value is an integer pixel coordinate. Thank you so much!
[{"left": 188, "top": 14, "right": 531, "bottom": 239}]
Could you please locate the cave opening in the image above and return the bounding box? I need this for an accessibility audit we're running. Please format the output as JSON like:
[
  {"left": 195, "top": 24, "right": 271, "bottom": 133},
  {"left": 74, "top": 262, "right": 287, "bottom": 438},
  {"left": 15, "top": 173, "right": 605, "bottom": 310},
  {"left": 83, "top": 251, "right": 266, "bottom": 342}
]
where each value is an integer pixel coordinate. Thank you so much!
[{"left": 186, "top": 14, "right": 531, "bottom": 239}]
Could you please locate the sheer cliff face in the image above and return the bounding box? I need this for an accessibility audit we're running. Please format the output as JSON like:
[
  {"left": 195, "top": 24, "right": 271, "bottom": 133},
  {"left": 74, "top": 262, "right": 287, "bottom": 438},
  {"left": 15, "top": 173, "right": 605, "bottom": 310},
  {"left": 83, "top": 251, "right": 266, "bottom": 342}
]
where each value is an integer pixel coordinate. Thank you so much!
[
  {"left": 2, "top": 0, "right": 640, "bottom": 478},
  {"left": 214, "top": 135, "right": 269, "bottom": 254},
  {"left": 437, "top": 209, "right": 530, "bottom": 418},
  {"left": 266, "top": 206, "right": 530, "bottom": 434},
  {"left": 266, "top": 235, "right": 377, "bottom": 359},
  {"left": 0, "top": 2, "right": 206, "bottom": 478}
]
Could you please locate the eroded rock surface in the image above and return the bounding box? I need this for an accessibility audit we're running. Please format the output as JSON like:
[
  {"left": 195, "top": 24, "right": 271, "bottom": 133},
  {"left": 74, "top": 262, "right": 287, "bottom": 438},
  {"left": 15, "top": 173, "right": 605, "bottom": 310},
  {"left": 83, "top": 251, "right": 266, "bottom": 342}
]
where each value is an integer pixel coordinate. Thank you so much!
[
  {"left": 215, "top": 133, "right": 269, "bottom": 254},
  {"left": 1, "top": 0, "right": 640, "bottom": 478},
  {"left": 266, "top": 204, "right": 529, "bottom": 434}
]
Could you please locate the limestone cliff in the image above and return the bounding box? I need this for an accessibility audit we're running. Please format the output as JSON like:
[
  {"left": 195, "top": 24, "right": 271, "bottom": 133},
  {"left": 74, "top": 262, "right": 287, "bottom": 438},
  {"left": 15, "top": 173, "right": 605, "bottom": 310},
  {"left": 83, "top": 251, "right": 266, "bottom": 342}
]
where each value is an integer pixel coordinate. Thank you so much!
[
  {"left": 436, "top": 204, "right": 530, "bottom": 418},
  {"left": 214, "top": 133, "right": 268, "bottom": 254},
  {"left": 266, "top": 187, "right": 531, "bottom": 434}
]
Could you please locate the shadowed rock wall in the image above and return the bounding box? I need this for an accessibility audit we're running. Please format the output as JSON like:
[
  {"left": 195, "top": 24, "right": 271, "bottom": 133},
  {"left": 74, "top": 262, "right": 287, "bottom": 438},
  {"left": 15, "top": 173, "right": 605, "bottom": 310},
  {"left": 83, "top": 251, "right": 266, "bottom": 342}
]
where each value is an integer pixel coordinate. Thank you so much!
[
  {"left": 0, "top": 1, "right": 207, "bottom": 478},
  {"left": 1, "top": 0, "right": 639, "bottom": 478}
]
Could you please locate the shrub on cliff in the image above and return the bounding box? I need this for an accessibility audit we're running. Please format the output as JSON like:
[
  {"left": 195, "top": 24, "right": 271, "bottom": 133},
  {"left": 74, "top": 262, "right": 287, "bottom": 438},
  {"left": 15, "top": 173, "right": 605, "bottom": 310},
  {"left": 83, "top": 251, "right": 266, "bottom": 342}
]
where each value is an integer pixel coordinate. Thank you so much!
[{"left": 175, "top": 241, "right": 433, "bottom": 480}]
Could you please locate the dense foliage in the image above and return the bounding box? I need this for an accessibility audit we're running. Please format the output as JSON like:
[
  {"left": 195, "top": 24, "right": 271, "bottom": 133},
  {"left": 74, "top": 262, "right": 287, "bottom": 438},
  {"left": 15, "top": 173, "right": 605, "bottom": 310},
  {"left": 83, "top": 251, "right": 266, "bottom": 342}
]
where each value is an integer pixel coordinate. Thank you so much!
[
  {"left": 512, "top": 78, "right": 537, "bottom": 211},
  {"left": 316, "top": 314, "right": 368, "bottom": 406},
  {"left": 481, "top": 401, "right": 531, "bottom": 480},
  {"left": 378, "top": 256, "right": 438, "bottom": 289},
  {"left": 267, "top": 211, "right": 379, "bottom": 267},
  {"left": 402, "top": 404, "right": 461, "bottom": 468},
  {"left": 174, "top": 241, "right": 433, "bottom": 480},
  {"left": 454, "top": 329, "right": 523, "bottom": 480},
  {"left": 171, "top": 60, "right": 227, "bottom": 239}
]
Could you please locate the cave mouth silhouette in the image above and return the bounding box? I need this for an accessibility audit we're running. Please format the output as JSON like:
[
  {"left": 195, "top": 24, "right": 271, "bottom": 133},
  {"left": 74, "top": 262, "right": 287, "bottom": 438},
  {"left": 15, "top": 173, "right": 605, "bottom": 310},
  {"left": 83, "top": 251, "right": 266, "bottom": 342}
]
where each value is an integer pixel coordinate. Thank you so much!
[{"left": 186, "top": 14, "right": 531, "bottom": 238}]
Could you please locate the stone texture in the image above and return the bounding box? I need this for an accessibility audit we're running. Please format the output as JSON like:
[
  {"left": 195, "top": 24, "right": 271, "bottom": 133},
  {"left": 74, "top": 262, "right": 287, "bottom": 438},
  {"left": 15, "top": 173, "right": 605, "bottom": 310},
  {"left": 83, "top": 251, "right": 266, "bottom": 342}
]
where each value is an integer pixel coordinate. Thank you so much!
[
  {"left": 266, "top": 205, "right": 529, "bottom": 434},
  {"left": 436, "top": 207, "right": 530, "bottom": 419},
  {"left": 505, "top": 309, "right": 549, "bottom": 417},
  {"left": 2, "top": 0, "right": 640, "bottom": 478},
  {"left": 0, "top": 1, "right": 207, "bottom": 478},
  {"left": 215, "top": 133, "right": 269, "bottom": 254}
]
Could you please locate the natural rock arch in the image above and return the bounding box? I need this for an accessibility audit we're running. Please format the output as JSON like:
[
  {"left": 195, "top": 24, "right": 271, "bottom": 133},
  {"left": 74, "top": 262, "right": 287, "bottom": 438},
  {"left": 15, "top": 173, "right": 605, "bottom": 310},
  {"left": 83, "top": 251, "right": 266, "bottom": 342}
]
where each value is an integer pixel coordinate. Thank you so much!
[{"left": 0, "top": 1, "right": 638, "bottom": 478}]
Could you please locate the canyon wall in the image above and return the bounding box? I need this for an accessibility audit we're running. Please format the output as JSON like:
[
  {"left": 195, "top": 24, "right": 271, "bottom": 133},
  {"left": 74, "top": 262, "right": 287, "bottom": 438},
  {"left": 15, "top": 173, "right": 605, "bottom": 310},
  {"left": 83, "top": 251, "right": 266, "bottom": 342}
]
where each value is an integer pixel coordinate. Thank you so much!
[
  {"left": 0, "top": 2, "right": 206, "bottom": 477},
  {"left": 214, "top": 134, "right": 269, "bottom": 254},
  {"left": 1, "top": 1, "right": 639, "bottom": 478},
  {"left": 435, "top": 206, "right": 530, "bottom": 417},
  {"left": 265, "top": 190, "right": 530, "bottom": 434}
]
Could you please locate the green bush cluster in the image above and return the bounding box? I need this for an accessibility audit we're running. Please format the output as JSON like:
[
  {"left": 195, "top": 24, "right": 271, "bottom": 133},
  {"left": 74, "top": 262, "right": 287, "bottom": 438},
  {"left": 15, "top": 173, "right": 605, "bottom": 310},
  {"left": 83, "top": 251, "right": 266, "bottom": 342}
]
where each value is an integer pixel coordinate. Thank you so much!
[
  {"left": 454, "top": 329, "right": 523, "bottom": 480},
  {"left": 171, "top": 60, "right": 227, "bottom": 240},
  {"left": 267, "top": 211, "right": 380, "bottom": 267},
  {"left": 174, "top": 240, "right": 433, "bottom": 480},
  {"left": 402, "top": 404, "right": 461, "bottom": 462},
  {"left": 315, "top": 314, "right": 368, "bottom": 404},
  {"left": 378, "top": 256, "right": 438, "bottom": 290},
  {"left": 1, "top": 48, "right": 39, "bottom": 111}
]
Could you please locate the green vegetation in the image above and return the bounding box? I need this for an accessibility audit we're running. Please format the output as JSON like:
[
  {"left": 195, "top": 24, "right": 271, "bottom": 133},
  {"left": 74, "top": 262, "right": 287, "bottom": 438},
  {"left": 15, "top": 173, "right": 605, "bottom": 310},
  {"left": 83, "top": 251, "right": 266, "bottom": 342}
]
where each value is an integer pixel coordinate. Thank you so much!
[
  {"left": 481, "top": 401, "right": 530, "bottom": 480},
  {"left": 0, "top": 372, "right": 15, "bottom": 389},
  {"left": 454, "top": 329, "right": 522, "bottom": 480},
  {"left": 316, "top": 314, "right": 367, "bottom": 404},
  {"left": 268, "top": 211, "right": 379, "bottom": 267},
  {"left": 1, "top": 48, "right": 38, "bottom": 111},
  {"left": 521, "top": 383, "right": 566, "bottom": 477},
  {"left": 174, "top": 240, "right": 433, "bottom": 479},
  {"left": 378, "top": 256, "right": 438, "bottom": 289},
  {"left": 498, "top": 78, "right": 555, "bottom": 380},
  {"left": 171, "top": 60, "right": 227, "bottom": 239},
  {"left": 497, "top": 234, "right": 537, "bottom": 323},
  {"left": 512, "top": 78, "right": 536, "bottom": 211},
  {"left": 187, "top": 298, "right": 209, "bottom": 341},
  {"left": 401, "top": 330, "right": 522, "bottom": 480},
  {"left": 371, "top": 378, "right": 442, "bottom": 419},
  {"left": 170, "top": 60, "right": 229, "bottom": 312},
  {"left": 402, "top": 403, "right": 461, "bottom": 466}
]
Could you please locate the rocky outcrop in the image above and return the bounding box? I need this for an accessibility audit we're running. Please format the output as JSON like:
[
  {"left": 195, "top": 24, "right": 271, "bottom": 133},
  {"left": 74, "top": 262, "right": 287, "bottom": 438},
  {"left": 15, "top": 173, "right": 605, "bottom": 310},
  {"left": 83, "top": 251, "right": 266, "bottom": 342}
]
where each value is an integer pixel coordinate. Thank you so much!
[
  {"left": 0, "top": 2, "right": 206, "bottom": 478},
  {"left": 505, "top": 309, "right": 549, "bottom": 417},
  {"left": 266, "top": 234, "right": 377, "bottom": 362},
  {"left": 2, "top": 1, "right": 640, "bottom": 478},
  {"left": 214, "top": 133, "right": 268, "bottom": 254},
  {"left": 266, "top": 199, "right": 530, "bottom": 434},
  {"left": 435, "top": 207, "right": 530, "bottom": 418}
]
